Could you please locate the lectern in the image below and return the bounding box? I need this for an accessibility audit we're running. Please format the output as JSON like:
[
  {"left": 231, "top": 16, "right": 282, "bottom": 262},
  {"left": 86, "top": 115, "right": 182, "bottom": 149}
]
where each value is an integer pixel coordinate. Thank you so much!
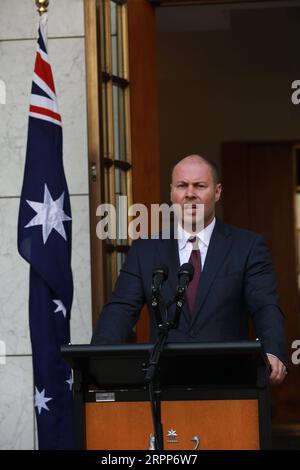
[{"left": 61, "top": 341, "right": 271, "bottom": 450}]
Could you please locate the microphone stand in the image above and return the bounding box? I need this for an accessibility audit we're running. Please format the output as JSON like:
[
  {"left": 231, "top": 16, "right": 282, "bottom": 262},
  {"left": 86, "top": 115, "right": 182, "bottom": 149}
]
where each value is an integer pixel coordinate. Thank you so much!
[{"left": 145, "top": 286, "right": 187, "bottom": 450}]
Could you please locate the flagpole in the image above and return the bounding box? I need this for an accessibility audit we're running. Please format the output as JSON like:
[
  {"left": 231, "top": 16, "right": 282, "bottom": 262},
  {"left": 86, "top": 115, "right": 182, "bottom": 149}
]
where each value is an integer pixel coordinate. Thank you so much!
[{"left": 35, "top": 0, "right": 49, "bottom": 15}]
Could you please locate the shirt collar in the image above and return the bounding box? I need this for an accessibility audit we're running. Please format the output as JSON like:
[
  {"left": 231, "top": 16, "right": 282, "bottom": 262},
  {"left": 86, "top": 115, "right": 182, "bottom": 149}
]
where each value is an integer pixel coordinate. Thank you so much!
[{"left": 178, "top": 217, "right": 216, "bottom": 251}]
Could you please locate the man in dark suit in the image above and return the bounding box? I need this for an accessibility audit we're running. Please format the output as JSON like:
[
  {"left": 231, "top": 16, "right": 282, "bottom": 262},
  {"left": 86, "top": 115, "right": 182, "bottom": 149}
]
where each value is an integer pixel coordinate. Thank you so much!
[{"left": 92, "top": 154, "right": 287, "bottom": 385}]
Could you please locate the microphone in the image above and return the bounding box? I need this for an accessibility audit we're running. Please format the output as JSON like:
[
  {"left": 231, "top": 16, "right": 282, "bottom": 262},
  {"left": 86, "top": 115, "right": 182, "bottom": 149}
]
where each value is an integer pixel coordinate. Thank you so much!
[
  {"left": 177, "top": 263, "right": 194, "bottom": 294},
  {"left": 152, "top": 265, "right": 169, "bottom": 292},
  {"left": 151, "top": 266, "right": 168, "bottom": 327},
  {"left": 172, "top": 263, "right": 194, "bottom": 329}
]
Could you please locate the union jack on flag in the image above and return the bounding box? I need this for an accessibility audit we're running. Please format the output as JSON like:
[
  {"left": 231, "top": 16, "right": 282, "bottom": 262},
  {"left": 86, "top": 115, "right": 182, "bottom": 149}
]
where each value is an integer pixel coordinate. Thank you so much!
[
  {"left": 29, "top": 18, "right": 61, "bottom": 126},
  {"left": 18, "top": 13, "right": 74, "bottom": 449}
]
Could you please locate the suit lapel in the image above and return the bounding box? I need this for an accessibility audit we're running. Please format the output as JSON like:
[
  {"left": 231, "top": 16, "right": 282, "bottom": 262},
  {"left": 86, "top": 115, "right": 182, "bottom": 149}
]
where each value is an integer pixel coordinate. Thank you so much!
[{"left": 189, "top": 219, "right": 233, "bottom": 329}]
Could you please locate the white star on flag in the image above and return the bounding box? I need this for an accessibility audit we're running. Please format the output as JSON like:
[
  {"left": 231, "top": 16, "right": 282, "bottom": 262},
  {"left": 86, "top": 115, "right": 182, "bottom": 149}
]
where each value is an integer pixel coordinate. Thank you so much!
[
  {"left": 53, "top": 299, "right": 67, "bottom": 318},
  {"left": 34, "top": 387, "right": 53, "bottom": 415},
  {"left": 25, "top": 183, "right": 71, "bottom": 244},
  {"left": 66, "top": 373, "right": 73, "bottom": 391}
]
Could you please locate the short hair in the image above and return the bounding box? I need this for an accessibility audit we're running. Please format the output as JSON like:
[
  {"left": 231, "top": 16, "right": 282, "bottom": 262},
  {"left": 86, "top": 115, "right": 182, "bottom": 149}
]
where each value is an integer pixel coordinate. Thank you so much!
[{"left": 171, "top": 154, "right": 221, "bottom": 185}]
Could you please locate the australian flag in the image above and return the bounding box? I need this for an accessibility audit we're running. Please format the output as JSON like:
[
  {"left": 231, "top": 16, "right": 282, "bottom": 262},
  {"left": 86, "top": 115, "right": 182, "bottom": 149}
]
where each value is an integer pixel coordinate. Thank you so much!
[{"left": 17, "top": 14, "right": 74, "bottom": 449}]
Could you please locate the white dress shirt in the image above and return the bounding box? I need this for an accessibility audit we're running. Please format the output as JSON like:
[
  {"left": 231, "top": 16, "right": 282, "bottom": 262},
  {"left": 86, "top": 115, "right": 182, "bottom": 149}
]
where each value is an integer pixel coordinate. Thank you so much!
[{"left": 177, "top": 217, "right": 216, "bottom": 266}]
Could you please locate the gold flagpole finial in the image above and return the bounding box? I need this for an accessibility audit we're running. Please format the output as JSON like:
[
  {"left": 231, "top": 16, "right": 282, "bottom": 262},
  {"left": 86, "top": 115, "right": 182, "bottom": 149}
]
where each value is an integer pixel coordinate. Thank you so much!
[{"left": 35, "top": 0, "right": 49, "bottom": 15}]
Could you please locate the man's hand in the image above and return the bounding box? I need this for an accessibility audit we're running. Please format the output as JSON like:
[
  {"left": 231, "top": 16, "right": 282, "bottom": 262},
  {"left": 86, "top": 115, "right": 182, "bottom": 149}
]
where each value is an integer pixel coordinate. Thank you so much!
[{"left": 267, "top": 354, "right": 287, "bottom": 385}]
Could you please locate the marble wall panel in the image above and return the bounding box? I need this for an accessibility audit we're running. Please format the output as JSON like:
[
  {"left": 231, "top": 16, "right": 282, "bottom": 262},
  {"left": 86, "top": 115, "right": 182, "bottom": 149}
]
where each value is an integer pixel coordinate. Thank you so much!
[
  {"left": 0, "top": 37, "right": 88, "bottom": 197},
  {"left": 0, "top": 195, "right": 92, "bottom": 355},
  {"left": 0, "top": 355, "right": 34, "bottom": 450},
  {"left": 0, "top": 0, "right": 84, "bottom": 40}
]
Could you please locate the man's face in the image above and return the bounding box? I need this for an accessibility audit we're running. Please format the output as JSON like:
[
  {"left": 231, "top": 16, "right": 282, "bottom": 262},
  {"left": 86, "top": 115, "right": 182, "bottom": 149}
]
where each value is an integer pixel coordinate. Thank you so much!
[{"left": 170, "top": 157, "right": 222, "bottom": 230}]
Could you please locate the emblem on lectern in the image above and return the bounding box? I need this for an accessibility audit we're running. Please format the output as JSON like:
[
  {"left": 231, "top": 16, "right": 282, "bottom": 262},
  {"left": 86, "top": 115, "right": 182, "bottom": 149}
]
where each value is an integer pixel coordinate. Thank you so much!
[
  {"left": 148, "top": 431, "right": 200, "bottom": 449},
  {"left": 148, "top": 433, "right": 155, "bottom": 450},
  {"left": 166, "top": 428, "right": 178, "bottom": 443},
  {"left": 191, "top": 435, "right": 200, "bottom": 450}
]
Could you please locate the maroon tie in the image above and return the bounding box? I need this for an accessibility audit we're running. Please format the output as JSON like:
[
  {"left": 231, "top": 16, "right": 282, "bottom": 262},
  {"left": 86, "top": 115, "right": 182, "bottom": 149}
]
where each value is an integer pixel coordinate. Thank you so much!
[{"left": 186, "top": 237, "right": 202, "bottom": 315}]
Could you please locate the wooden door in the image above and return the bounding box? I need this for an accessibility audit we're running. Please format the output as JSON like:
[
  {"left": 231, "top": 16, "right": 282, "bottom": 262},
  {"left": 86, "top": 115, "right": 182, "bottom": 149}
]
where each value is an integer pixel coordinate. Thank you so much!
[
  {"left": 222, "top": 142, "right": 300, "bottom": 423},
  {"left": 127, "top": 0, "right": 160, "bottom": 342}
]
